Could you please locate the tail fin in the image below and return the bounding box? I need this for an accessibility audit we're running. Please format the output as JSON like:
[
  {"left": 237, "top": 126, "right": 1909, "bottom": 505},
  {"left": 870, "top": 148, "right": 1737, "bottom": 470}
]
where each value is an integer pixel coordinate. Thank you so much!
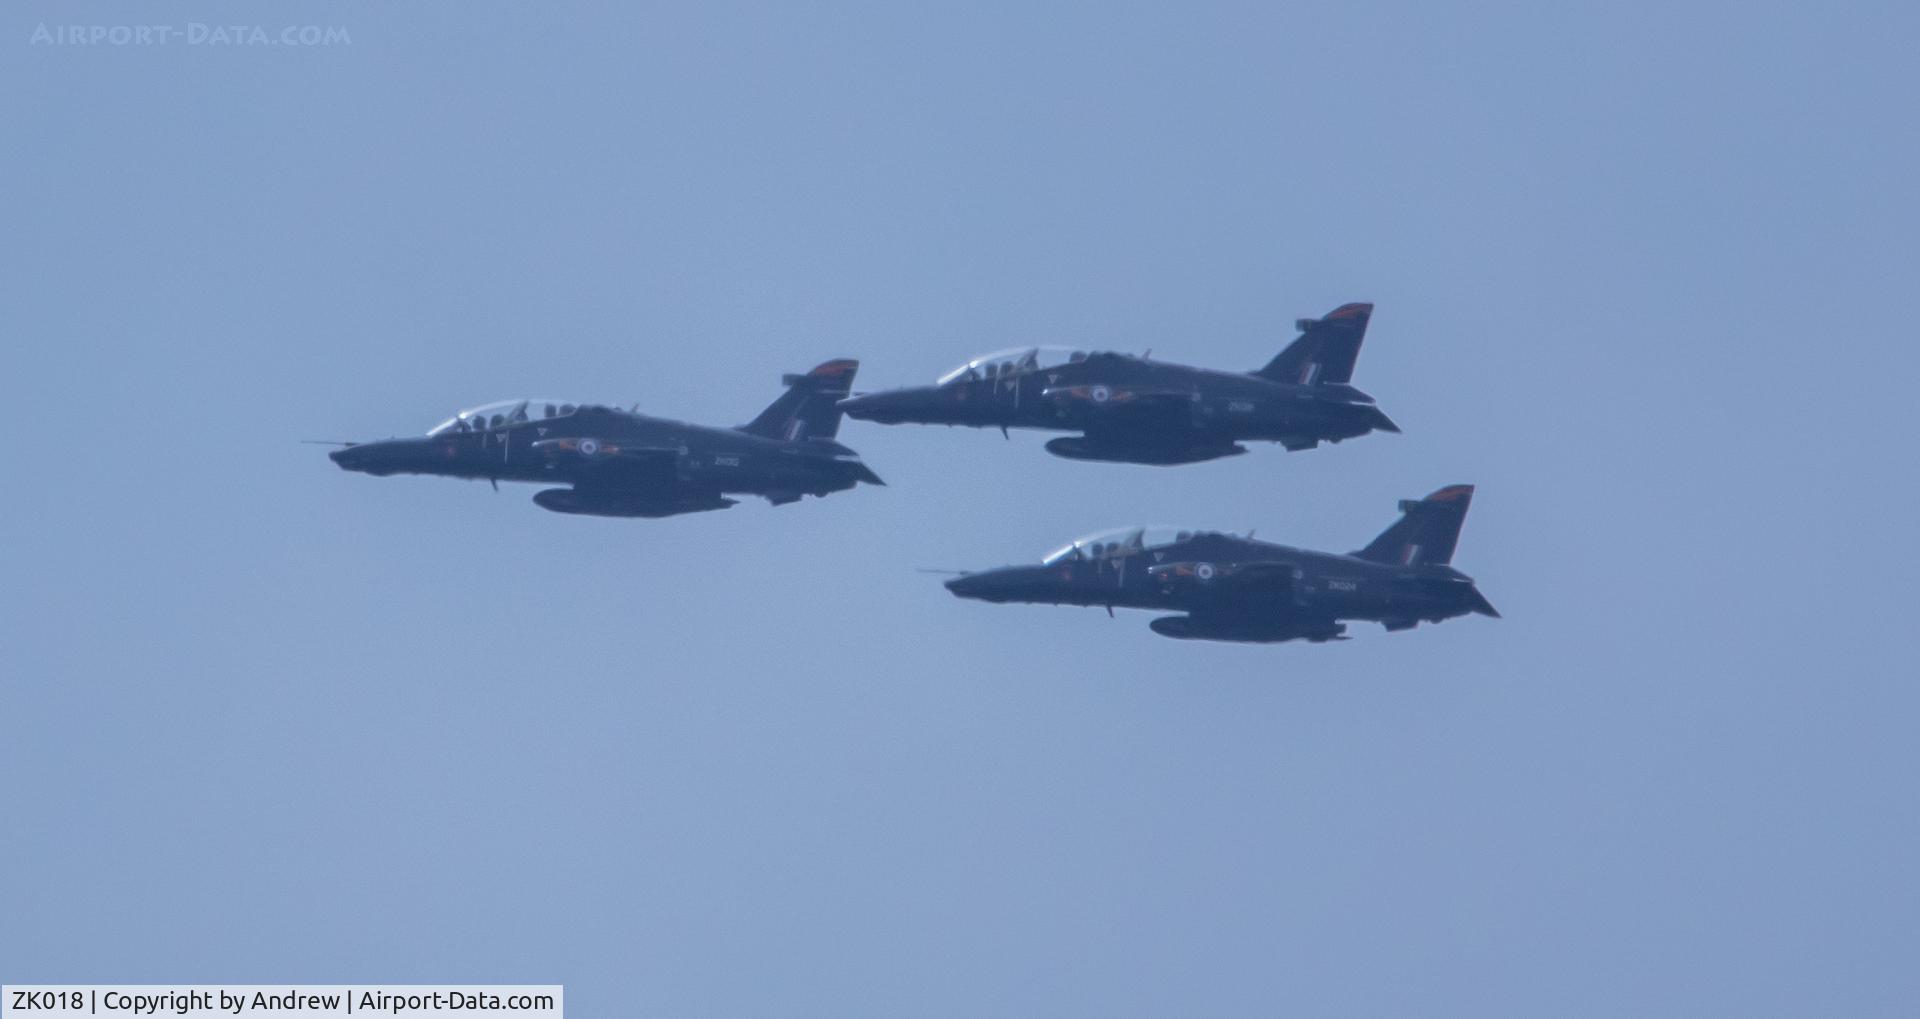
[
  {"left": 1354, "top": 484, "right": 1476, "bottom": 567},
  {"left": 1254, "top": 302, "right": 1374, "bottom": 385},
  {"left": 739, "top": 359, "right": 860, "bottom": 441}
]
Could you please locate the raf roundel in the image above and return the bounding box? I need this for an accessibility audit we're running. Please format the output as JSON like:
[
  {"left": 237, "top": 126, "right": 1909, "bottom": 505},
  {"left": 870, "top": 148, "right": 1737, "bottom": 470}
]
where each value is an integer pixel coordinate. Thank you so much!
[
  {"left": 1090, "top": 384, "right": 1112, "bottom": 404},
  {"left": 1195, "top": 562, "right": 1215, "bottom": 581},
  {"left": 577, "top": 438, "right": 600, "bottom": 456}
]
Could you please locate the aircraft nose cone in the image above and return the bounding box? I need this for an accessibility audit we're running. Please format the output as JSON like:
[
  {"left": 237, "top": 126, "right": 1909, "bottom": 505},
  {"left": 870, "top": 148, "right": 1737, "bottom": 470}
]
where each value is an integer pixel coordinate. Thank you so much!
[
  {"left": 327, "top": 439, "right": 416, "bottom": 476},
  {"left": 943, "top": 569, "right": 1023, "bottom": 603},
  {"left": 838, "top": 393, "right": 883, "bottom": 420},
  {"left": 839, "top": 389, "right": 933, "bottom": 424}
]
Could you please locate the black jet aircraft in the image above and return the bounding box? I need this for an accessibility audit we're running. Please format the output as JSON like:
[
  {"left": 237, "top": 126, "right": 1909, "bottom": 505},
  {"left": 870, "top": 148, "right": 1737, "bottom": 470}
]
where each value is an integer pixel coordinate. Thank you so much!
[
  {"left": 327, "top": 359, "right": 883, "bottom": 517},
  {"left": 838, "top": 303, "right": 1398, "bottom": 465},
  {"left": 943, "top": 484, "right": 1498, "bottom": 643}
]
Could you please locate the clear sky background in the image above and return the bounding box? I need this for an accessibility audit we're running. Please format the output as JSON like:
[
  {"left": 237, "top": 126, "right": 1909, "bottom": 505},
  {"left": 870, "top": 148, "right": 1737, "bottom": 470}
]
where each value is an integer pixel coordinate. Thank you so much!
[{"left": 3, "top": 2, "right": 1917, "bottom": 1014}]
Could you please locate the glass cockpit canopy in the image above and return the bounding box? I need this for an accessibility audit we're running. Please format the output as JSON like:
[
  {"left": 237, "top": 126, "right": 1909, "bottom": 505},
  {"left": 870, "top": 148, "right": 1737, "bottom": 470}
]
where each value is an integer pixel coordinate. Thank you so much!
[
  {"left": 427, "top": 399, "right": 582, "bottom": 436},
  {"left": 937, "top": 346, "right": 1093, "bottom": 386},
  {"left": 1041, "top": 526, "right": 1223, "bottom": 565}
]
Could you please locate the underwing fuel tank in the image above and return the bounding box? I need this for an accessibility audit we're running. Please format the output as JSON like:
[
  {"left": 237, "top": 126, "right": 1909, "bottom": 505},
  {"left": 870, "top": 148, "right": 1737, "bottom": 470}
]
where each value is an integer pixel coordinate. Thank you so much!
[
  {"left": 1044, "top": 437, "right": 1247, "bottom": 466},
  {"left": 532, "top": 488, "right": 736, "bottom": 518},
  {"left": 1148, "top": 616, "right": 1347, "bottom": 643}
]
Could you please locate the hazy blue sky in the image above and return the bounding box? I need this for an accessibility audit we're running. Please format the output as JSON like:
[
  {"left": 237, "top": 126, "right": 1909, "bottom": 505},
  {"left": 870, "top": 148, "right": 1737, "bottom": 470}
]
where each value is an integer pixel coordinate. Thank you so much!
[{"left": 4, "top": 2, "right": 1917, "bottom": 1014}]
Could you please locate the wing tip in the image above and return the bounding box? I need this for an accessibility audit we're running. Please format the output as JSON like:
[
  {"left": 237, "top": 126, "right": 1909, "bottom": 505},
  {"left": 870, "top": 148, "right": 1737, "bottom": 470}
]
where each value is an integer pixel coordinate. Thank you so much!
[{"left": 809, "top": 358, "right": 860, "bottom": 377}]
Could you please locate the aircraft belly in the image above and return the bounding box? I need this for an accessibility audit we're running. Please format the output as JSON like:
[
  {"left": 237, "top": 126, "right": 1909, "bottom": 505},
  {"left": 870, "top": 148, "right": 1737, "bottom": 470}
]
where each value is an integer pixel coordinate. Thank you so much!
[
  {"left": 502, "top": 464, "right": 572, "bottom": 484},
  {"left": 1237, "top": 409, "right": 1321, "bottom": 442}
]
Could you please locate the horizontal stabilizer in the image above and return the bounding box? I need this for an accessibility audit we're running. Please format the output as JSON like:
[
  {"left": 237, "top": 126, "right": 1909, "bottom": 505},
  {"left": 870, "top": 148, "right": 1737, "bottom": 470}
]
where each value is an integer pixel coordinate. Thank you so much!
[{"left": 1314, "top": 383, "right": 1376, "bottom": 404}]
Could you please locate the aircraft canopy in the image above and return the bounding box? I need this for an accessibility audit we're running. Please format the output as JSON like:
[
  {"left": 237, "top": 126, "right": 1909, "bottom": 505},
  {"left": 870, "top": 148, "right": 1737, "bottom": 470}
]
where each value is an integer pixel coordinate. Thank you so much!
[
  {"left": 428, "top": 399, "right": 582, "bottom": 436},
  {"left": 937, "top": 346, "right": 1092, "bottom": 386},
  {"left": 1040, "top": 526, "right": 1219, "bottom": 565}
]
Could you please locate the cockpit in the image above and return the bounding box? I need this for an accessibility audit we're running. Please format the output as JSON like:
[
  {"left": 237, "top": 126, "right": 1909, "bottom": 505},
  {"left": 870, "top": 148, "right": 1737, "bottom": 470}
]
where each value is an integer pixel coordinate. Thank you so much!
[
  {"left": 936, "top": 346, "right": 1094, "bottom": 386},
  {"left": 427, "top": 399, "right": 582, "bottom": 436},
  {"left": 1040, "top": 526, "right": 1217, "bottom": 565}
]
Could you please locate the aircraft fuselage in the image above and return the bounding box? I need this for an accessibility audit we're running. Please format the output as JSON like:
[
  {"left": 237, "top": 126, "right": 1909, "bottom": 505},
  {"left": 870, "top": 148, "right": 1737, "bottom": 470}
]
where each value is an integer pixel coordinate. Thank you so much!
[
  {"left": 331, "top": 404, "right": 880, "bottom": 516},
  {"left": 946, "top": 532, "right": 1496, "bottom": 643},
  {"left": 842, "top": 355, "right": 1396, "bottom": 464}
]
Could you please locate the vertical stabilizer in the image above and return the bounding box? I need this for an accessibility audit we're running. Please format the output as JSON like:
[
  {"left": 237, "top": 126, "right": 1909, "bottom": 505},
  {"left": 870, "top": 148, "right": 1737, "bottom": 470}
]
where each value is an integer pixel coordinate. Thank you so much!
[
  {"left": 1255, "top": 302, "right": 1374, "bottom": 385},
  {"left": 1354, "top": 484, "right": 1475, "bottom": 566},
  {"left": 739, "top": 359, "right": 861, "bottom": 441}
]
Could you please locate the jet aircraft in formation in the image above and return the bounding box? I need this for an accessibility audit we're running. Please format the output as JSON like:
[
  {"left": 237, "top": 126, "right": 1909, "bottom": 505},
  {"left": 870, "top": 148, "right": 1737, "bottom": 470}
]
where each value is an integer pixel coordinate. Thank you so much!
[
  {"left": 328, "top": 360, "right": 882, "bottom": 517},
  {"left": 325, "top": 305, "right": 1501, "bottom": 645},
  {"left": 838, "top": 303, "right": 1397, "bottom": 465},
  {"left": 944, "top": 485, "right": 1498, "bottom": 643}
]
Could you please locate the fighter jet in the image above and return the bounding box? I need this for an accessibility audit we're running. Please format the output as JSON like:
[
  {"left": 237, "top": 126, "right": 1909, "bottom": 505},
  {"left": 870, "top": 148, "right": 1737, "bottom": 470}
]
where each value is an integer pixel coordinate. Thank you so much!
[
  {"left": 327, "top": 359, "right": 883, "bottom": 517},
  {"left": 838, "top": 303, "right": 1398, "bottom": 465},
  {"left": 943, "top": 485, "right": 1498, "bottom": 643}
]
